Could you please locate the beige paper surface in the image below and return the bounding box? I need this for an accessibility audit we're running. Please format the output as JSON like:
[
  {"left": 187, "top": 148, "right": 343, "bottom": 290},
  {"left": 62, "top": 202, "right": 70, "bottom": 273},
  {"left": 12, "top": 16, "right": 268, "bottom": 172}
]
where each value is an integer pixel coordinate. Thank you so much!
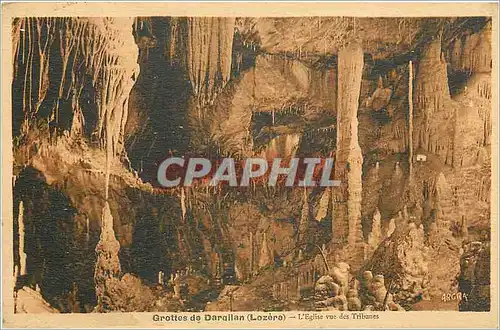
[{"left": 2, "top": 2, "right": 498, "bottom": 328}]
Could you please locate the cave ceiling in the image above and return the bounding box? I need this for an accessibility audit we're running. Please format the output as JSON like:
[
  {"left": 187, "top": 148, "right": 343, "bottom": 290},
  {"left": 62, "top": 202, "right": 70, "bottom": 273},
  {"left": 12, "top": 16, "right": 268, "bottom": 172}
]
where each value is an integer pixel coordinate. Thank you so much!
[{"left": 237, "top": 17, "right": 489, "bottom": 61}]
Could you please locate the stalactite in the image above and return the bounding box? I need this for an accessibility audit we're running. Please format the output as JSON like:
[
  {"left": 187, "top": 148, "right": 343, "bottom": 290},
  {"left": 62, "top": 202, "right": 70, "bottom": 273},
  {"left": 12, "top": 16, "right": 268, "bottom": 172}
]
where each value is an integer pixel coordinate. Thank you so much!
[
  {"left": 104, "top": 107, "right": 111, "bottom": 200},
  {"left": 413, "top": 37, "right": 454, "bottom": 164},
  {"left": 333, "top": 43, "right": 364, "bottom": 247},
  {"left": 450, "top": 37, "right": 462, "bottom": 70},
  {"left": 414, "top": 38, "right": 451, "bottom": 118},
  {"left": 259, "top": 134, "right": 301, "bottom": 159},
  {"left": 186, "top": 17, "right": 235, "bottom": 107},
  {"left": 12, "top": 18, "right": 23, "bottom": 77},
  {"left": 34, "top": 19, "right": 55, "bottom": 114},
  {"left": 408, "top": 61, "right": 414, "bottom": 178},
  {"left": 13, "top": 18, "right": 139, "bottom": 155},
  {"left": 451, "top": 22, "right": 491, "bottom": 73}
]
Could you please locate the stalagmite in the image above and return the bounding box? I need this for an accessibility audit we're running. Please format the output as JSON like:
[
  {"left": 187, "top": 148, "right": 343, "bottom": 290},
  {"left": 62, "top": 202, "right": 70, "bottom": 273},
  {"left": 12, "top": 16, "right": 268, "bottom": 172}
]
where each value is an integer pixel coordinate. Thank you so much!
[
  {"left": 297, "top": 276, "right": 301, "bottom": 298},
  {"left": 394, "top": 162, "right": 402, "bottom": 179},
  {"left": 86, "top": 216, "right": 90, "bottom": 244},
  {"left": 396, "top": 211, "right": 405, "bottom": 228},
  {"left": 315, "top": 188, "right": 330, "bottom": 221},
  {"left": 94, "top": 202, "right": 121, "bottom": 311},
  {"left": 427, "top": 222, "right": 440, "bottom": 247},
  {"left": 101, "top": 62, "right": 116, "bottom": 315},
  {"left": 460, "top": 215, "right": 469, "bottom": 237},
  {"left": 180, "top": 187, "right": 187, "bottom": 221},
  {"left": 158, "top": 271, "right": 164, "bottom": 286},
  {"left": 298, "top": 188, "right": 309, "bottom": 242},
  {"left": 174, "top": 273, "right": 181, "bottom": 299},
  {"left": 297, "top": 249, "right": 304, "bottom": 262},
  {"left": 368, "top": 208, "right": 382, "bottom": 252},
  {"left": 386, "top": 218, "right": 396, "bottom": 238},
  {"left": 370, "top": 76, "right": 392, "bottom": 111},
  {"left": 333, "top": 43, "right": 364, "bottom": 246},
  {"left": 433, "top": 172, "right": 453, "bottom": 233},
  {"left": 18, "top": 201, "right": 27, "bottom": 276},
  {"left": 403, "top": 205, "right": 409, "bottom": 220},
  {"left": 258, "top": 232, "right": 272, "bottom": 268},
  {"left": 250, "top": 232, "right": 255, "bottom": 275},
  {"left": 210, "top": 251, "right": 218, "bottom": 278}
]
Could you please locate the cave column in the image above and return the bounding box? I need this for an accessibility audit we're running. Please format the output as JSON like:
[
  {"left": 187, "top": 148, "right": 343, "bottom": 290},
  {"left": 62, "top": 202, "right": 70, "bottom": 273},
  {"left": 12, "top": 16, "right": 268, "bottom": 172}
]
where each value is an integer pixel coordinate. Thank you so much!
[{"left": 333, "top": 43, "right": 364, "bottom": 247}]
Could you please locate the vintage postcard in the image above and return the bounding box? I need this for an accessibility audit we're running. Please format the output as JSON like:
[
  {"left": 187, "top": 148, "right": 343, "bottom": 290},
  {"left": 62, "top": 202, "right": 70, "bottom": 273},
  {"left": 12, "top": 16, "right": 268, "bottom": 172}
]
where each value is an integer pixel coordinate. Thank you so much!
[{"left": 1, "top": 2, "right": 498, "bottom": 328}]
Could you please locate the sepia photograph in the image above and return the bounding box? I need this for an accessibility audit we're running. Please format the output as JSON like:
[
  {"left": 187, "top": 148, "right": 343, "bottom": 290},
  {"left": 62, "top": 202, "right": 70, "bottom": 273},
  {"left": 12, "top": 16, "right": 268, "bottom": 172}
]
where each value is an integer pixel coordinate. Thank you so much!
[{"left": 1, "top": 2, "right": 498, "bottom": 328}]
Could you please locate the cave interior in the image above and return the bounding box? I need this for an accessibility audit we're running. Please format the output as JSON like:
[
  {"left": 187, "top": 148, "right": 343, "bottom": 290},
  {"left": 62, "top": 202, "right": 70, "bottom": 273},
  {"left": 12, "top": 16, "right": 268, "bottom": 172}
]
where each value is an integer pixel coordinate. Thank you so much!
[{"left": 11, "top": 16, "right": 492, "bottom": 313}]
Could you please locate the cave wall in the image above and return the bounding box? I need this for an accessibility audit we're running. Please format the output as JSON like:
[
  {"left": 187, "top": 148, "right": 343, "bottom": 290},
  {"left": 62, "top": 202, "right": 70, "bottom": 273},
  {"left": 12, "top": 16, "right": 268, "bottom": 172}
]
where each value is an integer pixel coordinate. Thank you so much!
[{"left": 188, "top": 53, "right": 337, "bottom": 157}]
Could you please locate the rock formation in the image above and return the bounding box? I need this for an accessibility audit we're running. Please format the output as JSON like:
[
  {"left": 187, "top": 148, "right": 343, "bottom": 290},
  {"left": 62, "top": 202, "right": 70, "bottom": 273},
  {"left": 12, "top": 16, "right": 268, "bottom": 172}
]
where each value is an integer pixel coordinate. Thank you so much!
[
  {"left": 367, "top": 208, "right": 382, "bottom": 255},
  {"left": 14, "top": 287, "right": 59, "bottom": 314},
  {"left": 258, "top": 232, "right": 272, "bottom": 269},
  {"left": 298, "top": 189, "right": 310, "bottom": 242},
  {"left": 17, "top": 201, "right": 27, "bottom": 276},
  {"left": 414, "top": 37, "right": 455, "bottom": 165},
  {"left": 94, "top": 202, "right": 121, "bottom": 312},
  {"left": 333, "top": 43, "right": 364, "bottom": 246},
  {"left": 12, "top": 18, "right": 139, "bottom": 155},
  {"left": 364, "top": 224, "right": 429, "bottom": 307},
  {"left": 315, "top": 188, "right": 330, "bottom": 221},
  {"left": 449, "top": 21, "right": 492, "bottom": 74},
  {"left": 186, "top": 18, "right": 236, "bottom": 107},
  {"left": 459, "top": 240, "right": 490, "bottom": 311}
]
